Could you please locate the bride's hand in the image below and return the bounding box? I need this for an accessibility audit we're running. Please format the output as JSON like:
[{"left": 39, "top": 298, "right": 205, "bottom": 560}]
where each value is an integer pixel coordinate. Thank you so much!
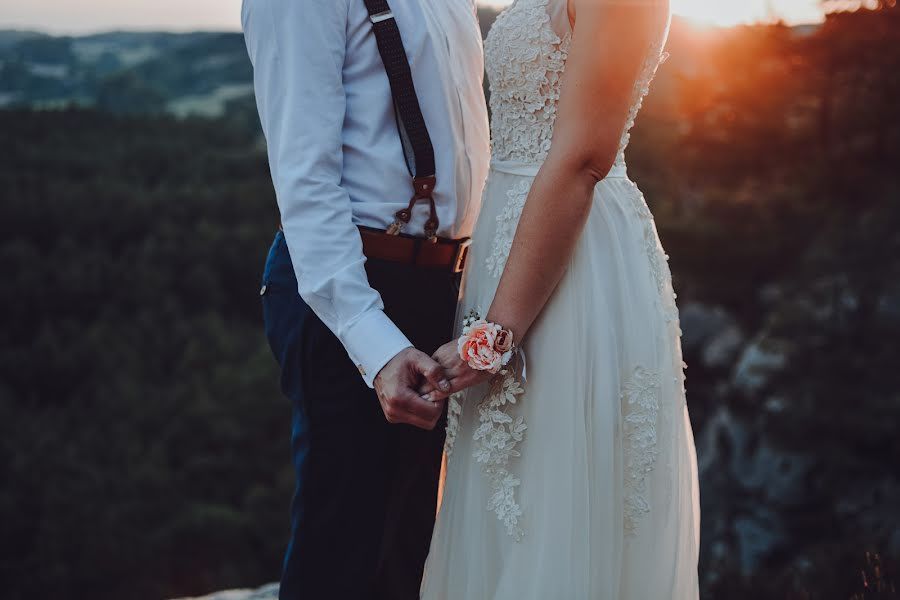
[{"left": 419, "top": 340, "right": 492, "bottom": 402}]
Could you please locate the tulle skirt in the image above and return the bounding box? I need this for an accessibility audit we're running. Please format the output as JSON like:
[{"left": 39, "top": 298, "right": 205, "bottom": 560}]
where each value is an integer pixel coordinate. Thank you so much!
[{"left": 421, "top": 161, "right": 701, "bottom": 599}]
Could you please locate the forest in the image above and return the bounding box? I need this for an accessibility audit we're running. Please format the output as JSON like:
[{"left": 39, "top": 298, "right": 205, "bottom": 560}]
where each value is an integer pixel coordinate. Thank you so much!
[{"left": 1, "top": 4, "right": 898, "bottom": 599}]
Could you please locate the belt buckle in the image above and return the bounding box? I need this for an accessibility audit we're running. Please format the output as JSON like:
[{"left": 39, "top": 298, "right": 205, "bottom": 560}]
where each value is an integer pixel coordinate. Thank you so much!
[{"left": 452, "top": 238, "right": 471, "bottom": 274}]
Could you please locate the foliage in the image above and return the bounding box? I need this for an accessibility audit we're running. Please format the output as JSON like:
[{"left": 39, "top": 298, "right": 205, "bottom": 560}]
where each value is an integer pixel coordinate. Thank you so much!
[{"left": 0, "top": 109, "right": 288, "bottom": 599}]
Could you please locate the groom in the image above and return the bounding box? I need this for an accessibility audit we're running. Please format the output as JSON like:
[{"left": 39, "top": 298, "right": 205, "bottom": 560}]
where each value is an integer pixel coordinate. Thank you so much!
[{"left": 242, "top": 0, "right": 489, "bottom": 598}]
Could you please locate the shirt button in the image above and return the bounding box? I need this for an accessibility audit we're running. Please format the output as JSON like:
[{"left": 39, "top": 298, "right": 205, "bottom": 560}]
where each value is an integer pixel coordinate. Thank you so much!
[
  {"left": 357, "top": 364, "right": 367, "bottom": 377},
  {"left": 259, "top": 284, "right": 267, "bottom": 296}
]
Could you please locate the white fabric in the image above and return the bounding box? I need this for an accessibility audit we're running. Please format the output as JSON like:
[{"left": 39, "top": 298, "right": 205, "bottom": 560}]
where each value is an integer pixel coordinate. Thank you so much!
[
  {"left": 422, "top": 0, "right": 700, "bottom": 597},
  {"left": 241, "top": 0, "right": 490, "bottom": 386},
  {"left": 491, "top": 159, "right": 628, "bottom": 179}
]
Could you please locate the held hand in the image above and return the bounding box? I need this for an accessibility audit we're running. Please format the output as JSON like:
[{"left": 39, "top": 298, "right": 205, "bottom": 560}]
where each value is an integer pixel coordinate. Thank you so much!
[
  {"left": 419, "top": 340, "right": 492, "bottom": 402},
  {"left": 374, "top": 347, "right": 451, "bottom": 430}
]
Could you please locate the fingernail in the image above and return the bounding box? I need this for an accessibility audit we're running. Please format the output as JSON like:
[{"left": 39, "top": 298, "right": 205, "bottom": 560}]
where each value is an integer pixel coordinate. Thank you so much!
[
  {"left": 421, "top": 393, "right": 433, "bottom": 402},
  {"left": 439, "top": 379, "right": 451, "bottom": 391}
]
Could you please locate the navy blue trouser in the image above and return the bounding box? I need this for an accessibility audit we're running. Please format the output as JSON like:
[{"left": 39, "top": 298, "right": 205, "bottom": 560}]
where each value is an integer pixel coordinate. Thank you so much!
[{"left": 261, "top": 231, "right": 456, "bottom": 600}]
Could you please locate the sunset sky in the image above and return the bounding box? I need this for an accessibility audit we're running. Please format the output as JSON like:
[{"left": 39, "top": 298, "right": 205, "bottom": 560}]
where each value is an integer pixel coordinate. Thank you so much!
[{"left": 0, "top": 0, "right": 825, "bottom": 34}]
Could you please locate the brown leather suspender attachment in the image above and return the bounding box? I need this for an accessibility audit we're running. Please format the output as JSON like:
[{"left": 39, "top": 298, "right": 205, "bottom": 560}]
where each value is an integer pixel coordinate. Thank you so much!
[{"left": 386, "top": 175, "right": 439, "bottom": 240}]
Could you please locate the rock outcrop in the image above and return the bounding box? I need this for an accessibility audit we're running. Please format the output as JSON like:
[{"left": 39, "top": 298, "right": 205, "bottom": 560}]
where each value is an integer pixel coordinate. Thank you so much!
[{"left": 173, "top": 583, "right": 279, "bottom": 600}]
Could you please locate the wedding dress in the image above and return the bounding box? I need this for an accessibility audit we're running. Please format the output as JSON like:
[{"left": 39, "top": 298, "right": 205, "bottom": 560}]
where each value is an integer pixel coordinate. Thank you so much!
[{"left": 420, "top": 0, "right": 700, "bottom": 597}]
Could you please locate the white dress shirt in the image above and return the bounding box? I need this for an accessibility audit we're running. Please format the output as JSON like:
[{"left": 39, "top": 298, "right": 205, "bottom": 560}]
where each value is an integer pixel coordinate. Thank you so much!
[{"left": 241, "top": 0, "right": 490, "bottom": 386}]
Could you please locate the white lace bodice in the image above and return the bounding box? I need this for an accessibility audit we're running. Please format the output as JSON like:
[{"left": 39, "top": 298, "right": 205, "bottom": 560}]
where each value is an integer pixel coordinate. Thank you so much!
[{"left": 484, "top": 0, "right": 669, "bottom": 168}]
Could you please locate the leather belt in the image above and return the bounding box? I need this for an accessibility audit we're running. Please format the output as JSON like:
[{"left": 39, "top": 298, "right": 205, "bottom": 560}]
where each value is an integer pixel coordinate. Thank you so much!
[
  {"left": 358, "top": 226, "right": 470, "bottom": 274},
  {"left": 276, "top": 224, "right": 471, "bottom": 274}
]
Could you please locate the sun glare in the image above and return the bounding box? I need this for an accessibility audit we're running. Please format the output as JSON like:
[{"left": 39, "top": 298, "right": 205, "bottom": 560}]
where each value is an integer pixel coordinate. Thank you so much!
[
  {"left": 672, "top": 0, "right": 773, "bottom": 26},
  {"left": 481, "top": 0, "right": 824, "bottom": 27}
]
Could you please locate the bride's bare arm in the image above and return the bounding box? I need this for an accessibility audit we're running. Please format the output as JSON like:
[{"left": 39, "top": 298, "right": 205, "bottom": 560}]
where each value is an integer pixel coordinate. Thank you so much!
[
  {"left": 423, "top": 0, "right": 667, "bottom": 399},
  {"left": 484, "top": 0, "right": 665, "bottom": 341}
]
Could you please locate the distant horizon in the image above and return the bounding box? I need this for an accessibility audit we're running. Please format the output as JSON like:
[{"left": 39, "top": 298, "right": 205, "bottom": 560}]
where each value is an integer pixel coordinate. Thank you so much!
[
  {"left": 0, "top": 0, "right": 824, "bottom": 36},
  {"left": 0, "top": 19, "right": 823, "bottom": 39}
]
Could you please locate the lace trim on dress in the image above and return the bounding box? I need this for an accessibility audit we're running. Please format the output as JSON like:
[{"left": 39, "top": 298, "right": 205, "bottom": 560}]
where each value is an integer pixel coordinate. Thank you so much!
[
  {"left": 485, "top": 178, "right": 532, "bottom": 278},
  {"left": 473, "top": 366, "right": 527, "bottom": 541},
  {"left": 485, "top": 0, "right": 571, "bottom": 164},
  {"left": 444, "top": 392, "right": 464, "bottom": 457},
  {"left": 627, "top": 184, "right": 680, "bottom": 325},
  {"left": 622, "top": 365, "right": 661, "bottom": 537},
  {"left": 615, "top": 46, "right": 669, "bottom": 167}
]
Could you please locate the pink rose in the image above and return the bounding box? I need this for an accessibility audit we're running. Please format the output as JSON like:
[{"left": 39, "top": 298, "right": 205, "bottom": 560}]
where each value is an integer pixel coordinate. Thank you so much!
[
  {"left": 458, "top": 320, "right": 503, "bottom": 373},
  {"left": 494, "top": 329, "right": 514, "bottom": 353}
]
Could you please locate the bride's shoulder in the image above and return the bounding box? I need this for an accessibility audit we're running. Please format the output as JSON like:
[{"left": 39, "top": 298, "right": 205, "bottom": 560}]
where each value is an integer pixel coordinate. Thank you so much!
[
  {"left": 565, "top": 0, "right": 670, "bottom": 46},
  {"left": 567, "top": 0, "right": 671, "bottom": 23}
]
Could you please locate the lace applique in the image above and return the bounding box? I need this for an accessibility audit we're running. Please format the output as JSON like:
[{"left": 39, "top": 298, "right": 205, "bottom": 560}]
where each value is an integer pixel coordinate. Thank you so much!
[
  {"left": 486, "top": 0, "right": 668, "bottom": 169},
  {"left": 626, "top": 185, "right": 679, "bottom": 324},
  {"left": 443, "top": 393, "right": 464, "bottom": 457},
  {"left": 485, "top": 178, "right": 532, "bottom": 278},
  {"left": 485, "top": 0, "right": 571, "bottom": 164},
  {"left": 621, "top": 365, "right": 661, "bottom": 537},
  {"left": 615, "top": 47, "right": 669, "bottom": 167},
  {"left": 473, "top": 367, "right": 527, "bottom": 540},
  {"left": 616, "top": 42, "right": 677, "bottom": 324},
  {"left": 664, "top": 359, "right": 689, "bottom": 506}
]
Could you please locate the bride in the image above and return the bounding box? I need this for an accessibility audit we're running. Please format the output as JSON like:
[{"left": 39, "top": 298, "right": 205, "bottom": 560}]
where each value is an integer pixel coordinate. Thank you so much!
[{"left": 419, "top": 0, "right": 700, "bottom": 597}]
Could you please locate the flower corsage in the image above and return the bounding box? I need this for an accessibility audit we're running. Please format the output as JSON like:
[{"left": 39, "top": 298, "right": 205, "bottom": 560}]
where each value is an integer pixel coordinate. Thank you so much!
[{"left": 457, "top": 309, "right": 516, "bottom": 374}]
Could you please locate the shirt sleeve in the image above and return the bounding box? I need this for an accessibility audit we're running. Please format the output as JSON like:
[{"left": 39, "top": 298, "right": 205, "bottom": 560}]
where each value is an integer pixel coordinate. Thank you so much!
[{"left": 242, "top": 0, "right": 412, "bottom": 387}]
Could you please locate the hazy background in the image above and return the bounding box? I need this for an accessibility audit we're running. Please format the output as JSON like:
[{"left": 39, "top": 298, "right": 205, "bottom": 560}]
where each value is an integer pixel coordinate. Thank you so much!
[
  {"left": 1, "top": 1, "right": 898, "bottom": 599},
  {"left": 0, "top": 0, "right": 825, "bottom": 31}
]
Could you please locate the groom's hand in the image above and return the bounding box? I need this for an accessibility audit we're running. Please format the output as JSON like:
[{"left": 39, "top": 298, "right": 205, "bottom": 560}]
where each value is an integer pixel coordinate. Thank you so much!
[{"left": 374, "top": 347, "right": 451, "bottom": 430}]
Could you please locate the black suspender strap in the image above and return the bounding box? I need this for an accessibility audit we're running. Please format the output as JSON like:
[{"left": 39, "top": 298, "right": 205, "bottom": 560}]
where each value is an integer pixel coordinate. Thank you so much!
[{"left": 361, "top": 0, "right": 440, "bottom": 240}]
